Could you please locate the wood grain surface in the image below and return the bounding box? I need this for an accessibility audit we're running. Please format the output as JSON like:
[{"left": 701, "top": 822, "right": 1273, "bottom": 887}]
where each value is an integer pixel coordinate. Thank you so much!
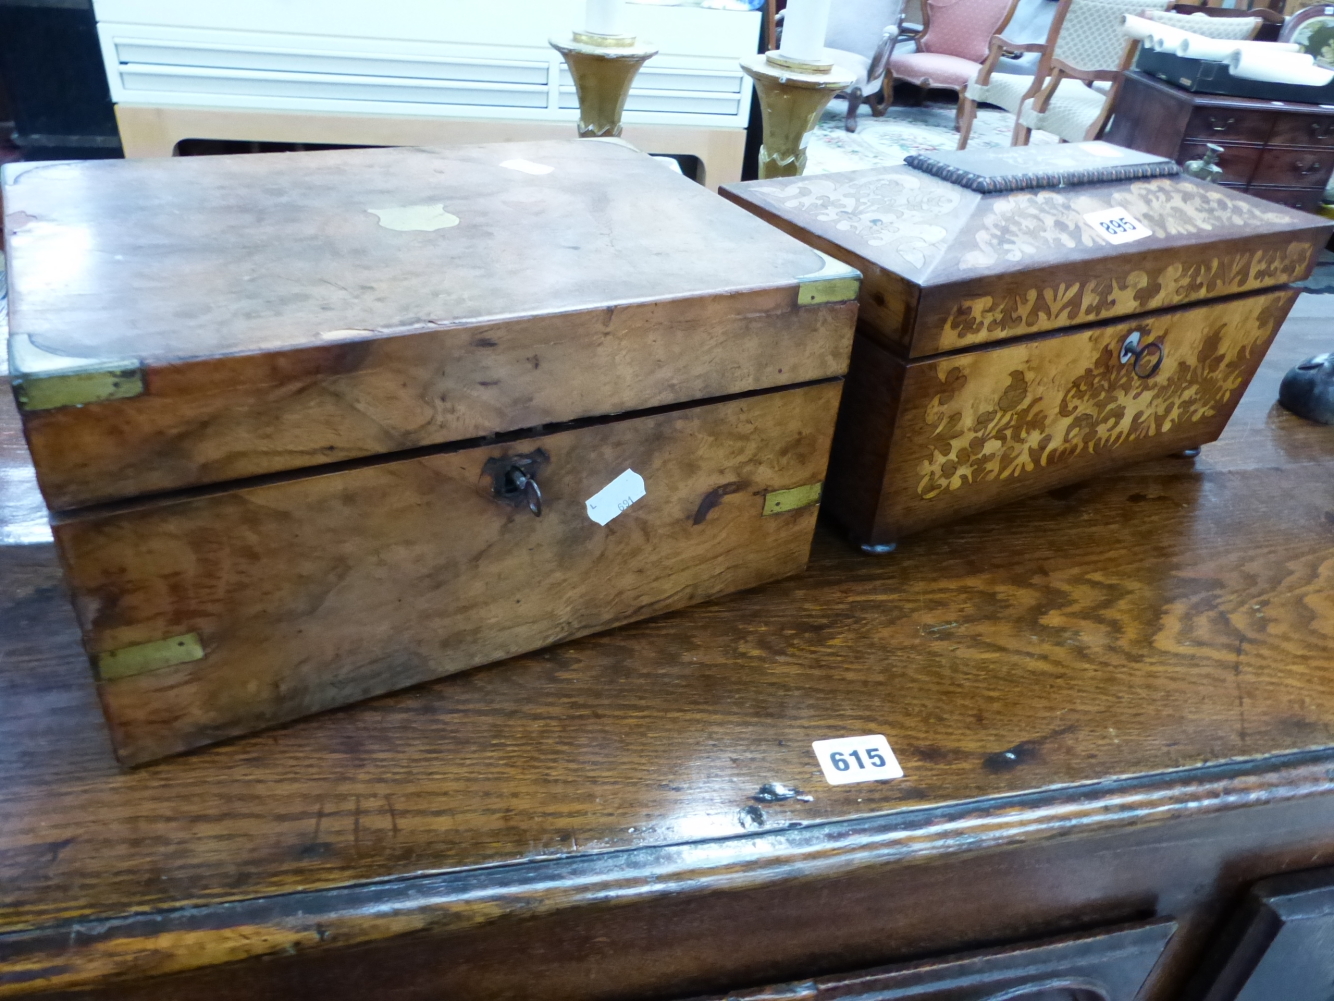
[
  {"left": 55, "top": 381, "right": 841, "bottom": 764},
  {"left": 4, "top": 140, "right": 825, "bottom": 363},
  {"left": 19, "top": 291, "right": 855, "bottom": 511},
  {"left": 1, "top": 302, "right": 1334, "bottom": 997},
  {"left": 827, "top": 287, "right": 1295, "bottom": 547},
  {"left": 4, "top": 140, "right": 848, "bottom": 508}
]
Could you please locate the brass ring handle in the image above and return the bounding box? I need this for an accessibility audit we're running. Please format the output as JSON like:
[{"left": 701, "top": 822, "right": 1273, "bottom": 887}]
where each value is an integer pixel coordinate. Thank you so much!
[
  {"left": 1311, "top": 122, "right": 1334, "bottom": 140},
  {"left": 1298, "top": 159, "right": 1324, "bottom": 175},
  {"left": 1120, "top": 331, "right": 1164, "bottom": 379},
  {"left": 482, "top": 449, "right": 549, "bottom": 517},
  {"left": 1207, "top": 115, "right": 1235, "bottom": 132}
]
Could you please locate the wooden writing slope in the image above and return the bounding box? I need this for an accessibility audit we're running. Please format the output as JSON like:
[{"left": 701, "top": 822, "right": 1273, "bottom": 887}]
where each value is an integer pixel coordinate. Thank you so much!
[
  {"left": 2, "top": 302, "right": 1334, "bottom": 998},
  {"left": 3, "top": 140, "right": 857, "bottom": 764}
]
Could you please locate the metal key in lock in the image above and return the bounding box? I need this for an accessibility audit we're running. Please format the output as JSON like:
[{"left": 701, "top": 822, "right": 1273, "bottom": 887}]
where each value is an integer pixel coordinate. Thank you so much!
[
  {"left": 1120, "top": 331, "right": 1164, "bottom": 379},
  {"left": 482, "top": 449, "right": 549, "bottom": 517}
]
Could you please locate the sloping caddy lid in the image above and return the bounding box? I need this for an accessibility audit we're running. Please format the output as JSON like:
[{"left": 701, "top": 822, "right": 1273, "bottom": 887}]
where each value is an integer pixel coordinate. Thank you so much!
[
  {"left": 4, "top": 139, "right": 859, "bottom": 510},
  {"left": 720, "top": 141, "right": 1330, "bottom": 356},
  {"left": 723, "top": 141, "right": 1321, "bottom": 289}
]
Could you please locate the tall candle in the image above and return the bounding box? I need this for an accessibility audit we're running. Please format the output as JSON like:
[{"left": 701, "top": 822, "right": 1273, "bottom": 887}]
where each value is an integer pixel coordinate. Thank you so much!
[
  {"left": 779, "top": 0, "right": 831, "bottom": 63},
  {"left": 585, "top": 0, "right": 626, "bottom": 35}
]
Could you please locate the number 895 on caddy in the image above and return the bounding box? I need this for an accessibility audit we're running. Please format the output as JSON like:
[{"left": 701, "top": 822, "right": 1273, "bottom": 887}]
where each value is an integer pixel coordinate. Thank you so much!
[
  {"left": 811, "top": 734, "right": 905, "bottom": 785},
  {"left": 1080, "top": 207, "right": 1152, "bottom": 246}
]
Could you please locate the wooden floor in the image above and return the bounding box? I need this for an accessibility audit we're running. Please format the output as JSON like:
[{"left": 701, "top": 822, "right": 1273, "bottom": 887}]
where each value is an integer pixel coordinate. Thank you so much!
[{"left": 1, "top": 296, "right": 1333, "bottom": 997}]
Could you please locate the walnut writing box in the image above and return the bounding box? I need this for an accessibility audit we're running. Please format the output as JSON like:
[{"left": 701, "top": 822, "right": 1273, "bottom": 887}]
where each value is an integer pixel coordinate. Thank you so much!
[
  {"left": 4, "top": 139, "right": 859, "bottom": 763},
  {"left": 721, "top": 143, "right": 1331, "bottom": 551}
]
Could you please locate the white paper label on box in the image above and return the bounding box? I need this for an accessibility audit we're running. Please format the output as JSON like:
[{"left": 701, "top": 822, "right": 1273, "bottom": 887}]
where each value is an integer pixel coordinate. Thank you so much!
[
  {"left": 1082, "top": 207, "right": 1153, "bottom": 245},
  {"left": 812, "top": 734, "right": 904, "bottom": 786},
  {"left": 585, "top": 469, "right": 646, "bottom": 526},
  {"left": 501, "top": 158, "right": 554, "bottom": 175}
]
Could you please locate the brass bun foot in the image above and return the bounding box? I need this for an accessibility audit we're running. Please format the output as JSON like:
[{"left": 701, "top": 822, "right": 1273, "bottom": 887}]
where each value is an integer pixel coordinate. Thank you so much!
[
  {"left": 551, "top": 35, "right": 659, "bottom": 140},
  {"left": 740, "top": 52, "right": 856, "bottom": 179}
]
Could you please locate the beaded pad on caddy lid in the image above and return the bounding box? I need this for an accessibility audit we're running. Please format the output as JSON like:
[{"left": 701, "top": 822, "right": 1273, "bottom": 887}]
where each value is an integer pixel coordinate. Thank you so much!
[{"left": 904, "top": 141, "right": 1180, "bottom": 193}]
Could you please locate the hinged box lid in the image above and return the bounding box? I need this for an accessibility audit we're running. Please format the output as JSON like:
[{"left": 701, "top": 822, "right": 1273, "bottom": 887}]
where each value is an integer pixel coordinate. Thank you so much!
[
  {"left": 5, "top": 139, "right": 859, "bottom": 510},
  {"left": 720, "top": 142, "right": 1330, "bottom": 359}
]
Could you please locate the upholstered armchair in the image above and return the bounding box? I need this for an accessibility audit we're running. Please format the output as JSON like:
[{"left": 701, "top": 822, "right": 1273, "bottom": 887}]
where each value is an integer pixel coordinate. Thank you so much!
[
  {"left": 885, "top": 0, "right": 1021, "bottom": 122},
  {"left": 957, "top": 0, "right": 1169, "bottom": 149},
  {"left": 825, "top": 0, "right": 910, "bottom": 130}
]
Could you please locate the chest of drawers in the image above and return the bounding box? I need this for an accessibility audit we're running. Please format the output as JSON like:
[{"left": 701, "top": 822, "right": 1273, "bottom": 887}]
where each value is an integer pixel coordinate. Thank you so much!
[{"left": 1106, "top": 69, "right": 1334, "bottom": 214}]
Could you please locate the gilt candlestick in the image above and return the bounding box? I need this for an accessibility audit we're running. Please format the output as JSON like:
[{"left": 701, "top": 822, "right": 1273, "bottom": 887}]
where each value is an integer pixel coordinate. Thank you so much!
[
  {"left": 551, "top": 31, "right": 658, "bottom": 139},
  {"left": 741, "top": 51, "right": 855, "bottom": 179}
]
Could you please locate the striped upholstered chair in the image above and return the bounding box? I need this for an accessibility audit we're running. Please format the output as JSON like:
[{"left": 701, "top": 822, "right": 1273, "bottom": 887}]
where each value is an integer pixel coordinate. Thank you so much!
[{"left": 958, "top": 0, "right": 1171, "bottom": 148}]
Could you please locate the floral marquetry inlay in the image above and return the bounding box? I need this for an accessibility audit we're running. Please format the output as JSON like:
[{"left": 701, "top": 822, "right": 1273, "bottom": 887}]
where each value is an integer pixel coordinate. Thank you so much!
[
  {"left": 916, "top": 292, "right": 1287, "bottom": 500},
  {"left": 959, "top": 180, "right": 1294, "bottom": 270},
  {"left": 945, "top": 180, "right": 1308, "bottom": 348},
  {"left": 946, "top": 241, "right": 1311, "bottom": 348},
  {"left": 750, "top": 173, "right": 962, "bottom": 271}
]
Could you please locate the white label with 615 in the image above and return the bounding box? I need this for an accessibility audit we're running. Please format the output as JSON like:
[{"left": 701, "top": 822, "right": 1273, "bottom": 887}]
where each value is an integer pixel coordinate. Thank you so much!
[{"left": 811, "top": 734, "right": 904, "bottom": 785}]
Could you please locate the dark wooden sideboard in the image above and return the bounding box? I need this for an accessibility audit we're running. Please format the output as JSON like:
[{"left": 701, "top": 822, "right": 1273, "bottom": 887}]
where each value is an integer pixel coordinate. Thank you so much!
[
  {"left": 1106, "top": 70, "right": 1334, "bottom": 213},
  {"left": 3, "top": 302, "right": 1334, "bottom": 1000}
]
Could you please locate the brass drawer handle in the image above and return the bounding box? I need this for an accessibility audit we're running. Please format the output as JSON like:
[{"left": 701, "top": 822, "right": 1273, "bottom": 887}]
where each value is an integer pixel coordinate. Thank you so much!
[
  {"left": 483, "top": 449, "right": 548, "bottom": 517},
  {"left": 1311, "top": 121, "right": 1334, "bottom": 141},
  {"left": 1207, "top": 115, "right": 1235, "bottom": 132},
  {"left": 1120, "top": 331, "right": 1164, "bottom": 379},
  {"left": 1297, "top": 158, "right": 1324, "bottom": 175}
]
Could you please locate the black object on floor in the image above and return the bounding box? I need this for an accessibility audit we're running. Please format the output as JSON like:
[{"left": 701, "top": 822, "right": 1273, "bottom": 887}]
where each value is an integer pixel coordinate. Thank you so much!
[{"left": 1279, "top": 353, "right": 1334, "bottom": 425}]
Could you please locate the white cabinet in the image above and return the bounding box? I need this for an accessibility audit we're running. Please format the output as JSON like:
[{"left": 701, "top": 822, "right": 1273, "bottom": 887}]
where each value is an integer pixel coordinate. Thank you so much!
[{"left": 93, "top": 1, "right": 758, "bottom": 127}]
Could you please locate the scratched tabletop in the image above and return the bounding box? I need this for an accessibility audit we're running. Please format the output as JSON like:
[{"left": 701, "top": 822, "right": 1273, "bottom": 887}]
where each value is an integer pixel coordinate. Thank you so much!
[{"left": 1, "top": 298, "right": 1333, "bottom": 996}]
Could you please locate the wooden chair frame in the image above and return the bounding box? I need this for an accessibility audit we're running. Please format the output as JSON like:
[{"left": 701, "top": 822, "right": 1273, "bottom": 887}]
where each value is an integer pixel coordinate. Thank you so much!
[
  {"left": 958, "top": 0, "right": 1157, "bottom": 149},
  {"left": 842, "top": 15, "right": 915, "bottom": 128},
  {"left": 956, "top": 34, "right": 1048, "bottom": 147},
  {"left": 770, "top": 2, "right": 917, "bottom": 131},
  {"left": 1279, "top": 3, "right": 1334, "bottom": 44},
  {"left": 1172, "top": 2, "right": 1282, "bottom": 38},
  {"left": 1018, "top": 48, "right": 1135, "bottom": 145}
]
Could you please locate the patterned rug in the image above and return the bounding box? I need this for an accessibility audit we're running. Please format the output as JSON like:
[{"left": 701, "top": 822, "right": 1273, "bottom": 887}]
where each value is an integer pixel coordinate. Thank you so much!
[{"left": 806, "top": 96, "right": 1058, "bottom": 174}]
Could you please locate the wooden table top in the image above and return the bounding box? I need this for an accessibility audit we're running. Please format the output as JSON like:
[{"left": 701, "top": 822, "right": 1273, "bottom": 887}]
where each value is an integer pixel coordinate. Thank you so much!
[{"left": 2, "top": 297, "right": 1334, "bottom": 994}]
